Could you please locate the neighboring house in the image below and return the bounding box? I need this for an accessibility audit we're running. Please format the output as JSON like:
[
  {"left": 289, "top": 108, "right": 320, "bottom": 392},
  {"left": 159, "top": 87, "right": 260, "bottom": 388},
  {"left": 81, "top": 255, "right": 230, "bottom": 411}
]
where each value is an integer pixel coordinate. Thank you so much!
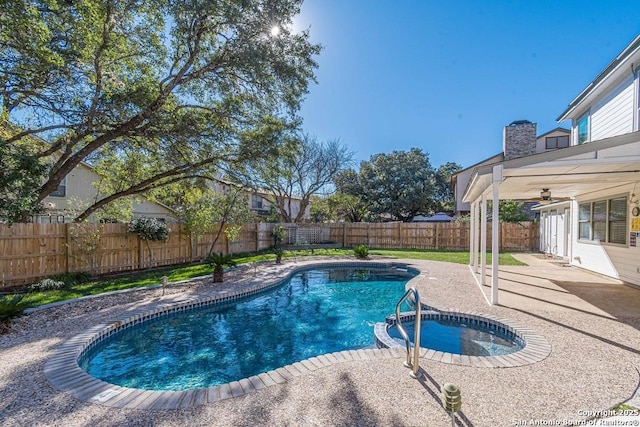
[
  {"left": 462, "top": 34, "right": 640, "bottom": 296},
  {"left": 0, "top": 123, "right": 176, "bottom": 223},
  {"left": 451, "top": 121, "right": 570, "bottom": 216},
  {"left": 38, "top": 161, "right": 176, "bottom": 223},
  {"left": 211, "top": 179, "right": 311, "bottom": 221}
]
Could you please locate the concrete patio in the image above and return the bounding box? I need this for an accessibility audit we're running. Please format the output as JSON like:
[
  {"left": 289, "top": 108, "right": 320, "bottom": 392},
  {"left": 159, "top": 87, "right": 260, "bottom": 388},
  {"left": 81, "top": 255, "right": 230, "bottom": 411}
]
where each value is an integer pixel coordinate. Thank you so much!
[{"left": 0, "top": 254, "right": 638, "bottom": 426}]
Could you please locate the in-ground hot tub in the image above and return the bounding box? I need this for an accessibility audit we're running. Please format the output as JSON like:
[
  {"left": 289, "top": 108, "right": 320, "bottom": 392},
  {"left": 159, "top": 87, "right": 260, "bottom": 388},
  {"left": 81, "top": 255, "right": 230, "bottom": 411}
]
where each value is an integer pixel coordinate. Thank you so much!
[{"left": 374, "top": 310, "right": 551, "bottom": 367}]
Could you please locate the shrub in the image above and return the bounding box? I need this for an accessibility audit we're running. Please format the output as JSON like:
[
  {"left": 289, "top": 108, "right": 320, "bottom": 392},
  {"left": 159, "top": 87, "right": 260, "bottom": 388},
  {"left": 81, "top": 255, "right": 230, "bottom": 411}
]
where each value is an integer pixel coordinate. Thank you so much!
[
  {"left": 353, "top": 244, "right": 369, "bottom": 259},
  {"left": 127, "top": 218, "right": 170, "bottom": 241},
  {"left": 51, "top": 272, "right": 91, "bottom": 287},
  {"left": 271, "top": 225, "right": 286, "bottom": 248},
  {"left": 0, "top": 295, "right": 28, "bottom": 322},
  {"left": 274, "top": 247, "right": 284, "bottom": 264},
  {"left": 27, "top": 278, "right": 67, "bottom": 292},
  {"left": 207, "top": 252, "right": 237, "bottom": 283}
]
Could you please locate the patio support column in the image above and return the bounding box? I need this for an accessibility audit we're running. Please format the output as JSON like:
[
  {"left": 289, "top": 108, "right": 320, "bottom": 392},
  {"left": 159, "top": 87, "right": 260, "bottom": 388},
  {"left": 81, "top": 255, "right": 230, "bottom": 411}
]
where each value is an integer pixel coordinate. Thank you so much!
[
  {"left": 470, "top": 201, "right": 477, "bottom": 270},
  {"left": 480, "top": 193, "right": 488, "bottom": 285},
  {"left": 491, "top": 165, "right": 503, "bottom": 305}
]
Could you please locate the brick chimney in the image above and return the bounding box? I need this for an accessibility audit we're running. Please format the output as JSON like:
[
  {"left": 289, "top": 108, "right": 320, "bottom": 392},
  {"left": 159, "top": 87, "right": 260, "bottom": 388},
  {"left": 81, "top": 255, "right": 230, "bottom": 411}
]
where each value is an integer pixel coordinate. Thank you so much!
[{"left": 503, "top": 120, "right": 537, "bottom": 160}]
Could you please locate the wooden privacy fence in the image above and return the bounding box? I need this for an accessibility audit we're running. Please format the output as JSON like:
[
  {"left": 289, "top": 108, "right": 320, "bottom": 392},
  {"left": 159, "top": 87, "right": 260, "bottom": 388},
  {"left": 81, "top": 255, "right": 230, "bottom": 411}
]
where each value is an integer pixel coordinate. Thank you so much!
[
  {"left": 327, "top": 221, "right": 539, "bottom": 252},
  {"left": 0, "top": 223, "right": 275, "bottom": 287},
  {"left": 0, "top": 221, "right": 538, "bottom": 287}
]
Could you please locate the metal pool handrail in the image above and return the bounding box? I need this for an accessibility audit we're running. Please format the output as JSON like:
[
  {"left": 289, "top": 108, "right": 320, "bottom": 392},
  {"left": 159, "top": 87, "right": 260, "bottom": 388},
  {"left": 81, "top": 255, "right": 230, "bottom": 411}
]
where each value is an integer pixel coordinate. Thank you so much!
[{"left": 394, "top": 287, "right": 422, "bottom": 378}]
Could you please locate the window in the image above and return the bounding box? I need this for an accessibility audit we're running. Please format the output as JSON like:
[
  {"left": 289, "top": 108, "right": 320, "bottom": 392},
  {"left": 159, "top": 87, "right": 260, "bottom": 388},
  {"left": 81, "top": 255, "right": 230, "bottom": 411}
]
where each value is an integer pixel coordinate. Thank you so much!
[
  {"left": 49, "top": 176, "right": 67, "bottom": 197},
  {"left": 251, "top": 194, "right": 263, "bottom": 209},
  {"left": 592, "top": 201, "right": 607, "bottom": 241},
  {"left": 608, "top": 198, "right": 627, "bottom": 244},
  {"left": 578, "top": 203, "right": 591, "bottom": 239},
  {"left": 636, "top": 71, "right": 640, "bottom": 131},
  {"left": 577, "top": 113, "right": 589, "bottom": 144},
  {"left": 578, "top": 197, "right": 627, "bottom": 244},
  {"left": 545, "top": 135, "right": 570, "bottom": 149}
]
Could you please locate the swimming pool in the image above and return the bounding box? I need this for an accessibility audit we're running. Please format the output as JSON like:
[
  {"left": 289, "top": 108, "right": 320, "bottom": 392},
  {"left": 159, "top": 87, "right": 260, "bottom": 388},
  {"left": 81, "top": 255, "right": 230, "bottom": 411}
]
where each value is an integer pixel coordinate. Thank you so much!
[
  {"left": 79, "top": 266, "right": 418, "bottom": 391},
  {"left": 45, "top": 261, "right": 552, "bottom": 409}
]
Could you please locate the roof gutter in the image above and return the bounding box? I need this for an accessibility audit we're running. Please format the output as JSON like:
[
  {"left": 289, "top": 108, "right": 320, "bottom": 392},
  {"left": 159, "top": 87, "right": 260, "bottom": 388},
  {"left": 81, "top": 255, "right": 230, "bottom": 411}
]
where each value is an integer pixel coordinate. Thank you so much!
[{"left": 556, "top": 34, "right": 640, "bottom": 122}]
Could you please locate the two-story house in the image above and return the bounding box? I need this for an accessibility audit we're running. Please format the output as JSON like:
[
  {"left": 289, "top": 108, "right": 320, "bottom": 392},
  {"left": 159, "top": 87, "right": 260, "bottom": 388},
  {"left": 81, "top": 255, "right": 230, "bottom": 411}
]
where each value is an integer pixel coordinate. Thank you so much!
[
  {"left": 0, "top": 122, "right": 176, "bottom": 224},
  {"left": 37, "top": 161, "right": 177, "bottom": 223},
  {"left": 462, "top": 34, "right": 640, "bottom": 296}
]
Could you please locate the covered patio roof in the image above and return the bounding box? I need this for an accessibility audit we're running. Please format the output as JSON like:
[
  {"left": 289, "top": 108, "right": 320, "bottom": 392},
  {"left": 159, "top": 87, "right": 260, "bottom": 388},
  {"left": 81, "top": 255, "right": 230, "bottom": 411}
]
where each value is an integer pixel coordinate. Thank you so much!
[
  {"left": 462, "top": 130, "right": 640, "bottom": 203},
  {"left": 462, "top": 130, "right": 640, "bottom": 306}
]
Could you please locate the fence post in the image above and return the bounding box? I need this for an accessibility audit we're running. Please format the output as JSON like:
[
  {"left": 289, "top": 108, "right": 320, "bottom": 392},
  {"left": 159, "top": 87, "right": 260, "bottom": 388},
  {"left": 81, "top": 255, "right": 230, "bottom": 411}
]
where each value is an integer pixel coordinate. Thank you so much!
[
  {"left": 342, "top": 223, "right": 347, "bottom": 247},
  {"left": 65, "top": 223, "right": 70, "bottom": 274},
  {"left": 187, "top": 227, "right": 194, "bottom": 262},
  {"left": 435, "top": 223, "right": 439, "bottom": 249},
  {"left": 255, "top": 223, "right": 260, "bottom": 252},
  {"left": 137, "top": 235, "right": 143, "bottom": 270}
]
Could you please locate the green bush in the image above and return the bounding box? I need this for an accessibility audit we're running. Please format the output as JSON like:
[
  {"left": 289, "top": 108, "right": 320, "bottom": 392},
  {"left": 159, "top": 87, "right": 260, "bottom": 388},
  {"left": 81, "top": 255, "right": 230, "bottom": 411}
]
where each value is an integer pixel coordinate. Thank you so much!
[
  {"left": 128, "top": 218, "right": 170, "bottom": 241},
  {"left": 207, "top": 252, "right": 237, "bottom": 283},
  {"left": 0, "top": 295, "right": 28, "bottom": 322},
  {"left": 27, "top": 278, "right": 67, "bottom": 292},
  {"left": 353, "top": 244, "right": 369, "bottom": 259},
  {"left": 271, "top": 225, "right": 286, "bottom": 247},
  {"left": 51, "top": 272, "right": 91, "bottom": 287}
]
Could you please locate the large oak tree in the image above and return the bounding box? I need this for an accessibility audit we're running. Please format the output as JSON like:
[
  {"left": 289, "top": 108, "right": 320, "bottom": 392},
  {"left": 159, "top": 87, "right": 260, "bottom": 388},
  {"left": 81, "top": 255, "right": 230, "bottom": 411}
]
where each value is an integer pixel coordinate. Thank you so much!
[
  {"left": 335, "top": 148, "right": 461, "bottom": 222},
  {"left": 0, "top": 0, "right": 320, "bottom": 223}
]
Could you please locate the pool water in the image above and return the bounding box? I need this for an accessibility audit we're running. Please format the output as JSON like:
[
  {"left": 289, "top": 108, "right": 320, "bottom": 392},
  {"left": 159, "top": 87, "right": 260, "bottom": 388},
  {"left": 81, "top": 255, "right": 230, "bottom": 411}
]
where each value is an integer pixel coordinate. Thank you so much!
[
  {"left": 80, "top": 267, "right": 417, "bottom": 391},
  {"left": 387, "top": 319, "right": 524, "bottom": 356}
]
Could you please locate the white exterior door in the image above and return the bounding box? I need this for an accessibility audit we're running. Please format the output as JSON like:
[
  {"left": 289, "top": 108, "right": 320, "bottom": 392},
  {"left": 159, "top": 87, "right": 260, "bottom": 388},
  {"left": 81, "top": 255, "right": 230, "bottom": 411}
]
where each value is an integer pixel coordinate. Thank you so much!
[
  {"left": 540, "top": 212, "right": 548, "bottom": 252},
  {"left": 556, "top": 210, "right": 565, "bottom": 257},
  {"left": 549, "top": 209, "right": 558, "bottom": 255},
  {"left": 563, "top": 207, "right": 570, "bottom": 258}
]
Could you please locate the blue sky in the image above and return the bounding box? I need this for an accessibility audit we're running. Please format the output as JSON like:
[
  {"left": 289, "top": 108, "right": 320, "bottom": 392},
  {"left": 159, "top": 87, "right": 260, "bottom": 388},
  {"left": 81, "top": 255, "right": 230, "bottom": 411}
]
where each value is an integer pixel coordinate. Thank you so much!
[{"left": 293, "top": 0, "right": 640, "bottom": 169}]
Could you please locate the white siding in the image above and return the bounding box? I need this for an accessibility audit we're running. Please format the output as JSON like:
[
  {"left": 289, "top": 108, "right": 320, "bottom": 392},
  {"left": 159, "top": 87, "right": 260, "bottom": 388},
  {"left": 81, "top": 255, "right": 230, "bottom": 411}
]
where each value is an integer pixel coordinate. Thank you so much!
[
  {"left": 570, "top": 186, "right": 640, "bottom": 286},
  {"left": 590, "top": 74, "right": 635, "bottom": 141},
  {"left": 572, "top": 242, "right": 640, "bottom": 285}
]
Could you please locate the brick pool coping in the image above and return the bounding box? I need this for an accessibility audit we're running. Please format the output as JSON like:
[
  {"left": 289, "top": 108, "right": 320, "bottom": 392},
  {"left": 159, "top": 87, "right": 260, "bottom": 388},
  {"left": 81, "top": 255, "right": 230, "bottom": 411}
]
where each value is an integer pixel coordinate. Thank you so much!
[{"left": 44, "top": 260, "right": 551, "bottom": 410}]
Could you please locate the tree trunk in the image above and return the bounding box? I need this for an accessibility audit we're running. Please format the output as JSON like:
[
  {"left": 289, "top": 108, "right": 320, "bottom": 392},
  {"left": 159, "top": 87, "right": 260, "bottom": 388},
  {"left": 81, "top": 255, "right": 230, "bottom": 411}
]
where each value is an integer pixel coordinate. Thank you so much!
[{"left": 213, "top": 266, "right": 224, "bottom": 283}]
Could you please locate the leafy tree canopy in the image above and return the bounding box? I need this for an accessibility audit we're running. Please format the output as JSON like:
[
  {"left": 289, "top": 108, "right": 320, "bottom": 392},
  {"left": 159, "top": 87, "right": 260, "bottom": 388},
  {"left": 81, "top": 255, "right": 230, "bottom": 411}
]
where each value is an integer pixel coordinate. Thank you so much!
[
  {"left": 234, "top": 133, "right": 353, "bottom": 223},
  {"left": 335, "top": 148, "right": 438, "bottom": 222},
  {"left": 498, "top": 200, "right": 530, "bottom": 223},
  {"left": 181, "top": 185, "right": 256, "bottom": 256},
  {"left": 0, "top": 0, "right": 320, "bottom": 223},
  {"left": 434, "top": 161, "right": 463, "bottom": 212},
  {"left": 311, "top": 193, "right": 369, "bottom": 223}
]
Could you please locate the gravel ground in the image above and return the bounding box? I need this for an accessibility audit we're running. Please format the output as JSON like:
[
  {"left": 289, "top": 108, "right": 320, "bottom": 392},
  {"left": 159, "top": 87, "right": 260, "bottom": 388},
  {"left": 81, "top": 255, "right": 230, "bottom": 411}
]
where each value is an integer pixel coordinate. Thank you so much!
[{"left": 1, "top": 256, "right": 639, "bottom": 427}]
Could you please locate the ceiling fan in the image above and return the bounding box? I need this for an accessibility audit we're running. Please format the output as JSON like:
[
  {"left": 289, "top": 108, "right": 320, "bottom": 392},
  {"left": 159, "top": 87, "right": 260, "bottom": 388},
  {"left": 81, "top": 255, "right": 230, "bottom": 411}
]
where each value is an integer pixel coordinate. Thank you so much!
[{"left": 525, "top": 188, "right": 571, "bottom": 205}]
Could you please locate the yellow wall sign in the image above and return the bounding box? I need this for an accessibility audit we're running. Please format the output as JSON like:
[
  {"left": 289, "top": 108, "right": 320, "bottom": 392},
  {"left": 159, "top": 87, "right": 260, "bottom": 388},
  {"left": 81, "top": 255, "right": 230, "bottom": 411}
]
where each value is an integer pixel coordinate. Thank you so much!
[{"left": 632, "top": 218, "right": 640, "bottom": 232}]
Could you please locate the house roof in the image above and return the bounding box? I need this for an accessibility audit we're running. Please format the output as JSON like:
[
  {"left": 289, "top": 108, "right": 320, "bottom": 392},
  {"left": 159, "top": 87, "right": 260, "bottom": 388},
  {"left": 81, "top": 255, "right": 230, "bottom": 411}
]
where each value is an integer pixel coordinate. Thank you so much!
[
  {"left": 452, "top": 152, "right": 504, "bottom": 177},
  {"left": 413, "top": 212, "right": 453, "bottom": 222},
  {"left": 557, "top": 34, "right": 640, "bottom": 121},
  {"left": 462, "top": 130, "right": 640, "bottom": 203},
  {"left": 452, "top": 127, "right": 571, "bottom": 180}
]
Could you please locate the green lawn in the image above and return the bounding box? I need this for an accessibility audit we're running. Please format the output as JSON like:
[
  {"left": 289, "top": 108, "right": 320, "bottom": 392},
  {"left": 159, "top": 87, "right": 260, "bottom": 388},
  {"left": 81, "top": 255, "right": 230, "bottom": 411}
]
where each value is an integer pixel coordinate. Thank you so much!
[{"left": 18, "top": 248, "right": 526, "bottom": 309}]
